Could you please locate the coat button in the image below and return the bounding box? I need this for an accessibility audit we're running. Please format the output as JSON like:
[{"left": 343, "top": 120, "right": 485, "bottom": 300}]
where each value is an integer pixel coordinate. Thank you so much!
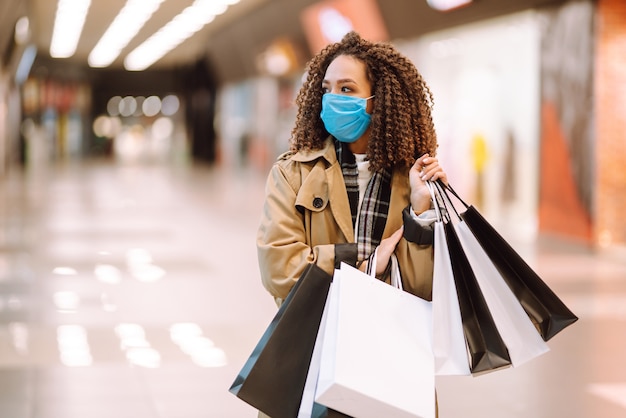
[{"left": 312, "top": 197, "right": 324, "bottom": 208}]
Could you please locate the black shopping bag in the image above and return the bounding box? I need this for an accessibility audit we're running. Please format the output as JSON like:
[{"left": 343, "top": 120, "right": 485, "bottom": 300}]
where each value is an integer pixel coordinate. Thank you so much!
[
  {"left": 438, "top": 180, "right": 578, "bottom": 341},
  {"left": 229, "top": 263, "right": 333, "bottom": 418},
  {"left": 443, "top": 219, "right": 512, "bottom": 375}
]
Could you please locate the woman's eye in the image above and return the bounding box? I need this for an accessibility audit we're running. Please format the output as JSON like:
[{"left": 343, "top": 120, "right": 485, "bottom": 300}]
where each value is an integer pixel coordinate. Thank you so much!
[
  {"left": 322, "top": 87, "right": 329, "bottom": 94},
  {"left": 340, "top": 86, "right": 351, "bottom": 93}
]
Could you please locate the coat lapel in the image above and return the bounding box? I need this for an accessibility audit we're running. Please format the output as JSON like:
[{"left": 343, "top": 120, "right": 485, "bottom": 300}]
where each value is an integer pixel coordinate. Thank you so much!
[{"left": 292, "top": 138, "right": 354, "bottom": 243}]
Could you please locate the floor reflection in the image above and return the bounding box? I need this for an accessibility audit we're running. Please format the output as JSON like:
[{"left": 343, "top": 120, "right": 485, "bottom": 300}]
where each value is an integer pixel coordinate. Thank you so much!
[{"left": 0, "top": 159, "right": 624, "bottom": 417}]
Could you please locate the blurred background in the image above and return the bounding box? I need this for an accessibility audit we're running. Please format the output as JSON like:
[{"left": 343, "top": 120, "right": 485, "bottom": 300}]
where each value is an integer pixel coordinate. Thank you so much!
[{"left": 0, "top": 0, "right": 624, "bottom": 417}]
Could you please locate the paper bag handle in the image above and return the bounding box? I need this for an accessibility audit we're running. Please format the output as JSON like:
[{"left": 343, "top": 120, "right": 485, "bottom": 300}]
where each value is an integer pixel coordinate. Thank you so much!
[{"left": 367, "top": 248, "right": 402, "bottom": 290}]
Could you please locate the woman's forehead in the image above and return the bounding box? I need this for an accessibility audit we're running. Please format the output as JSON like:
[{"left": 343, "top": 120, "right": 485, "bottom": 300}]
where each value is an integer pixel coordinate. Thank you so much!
[{"left": 323, "top": 55, "right": 367, "bottom": 83}]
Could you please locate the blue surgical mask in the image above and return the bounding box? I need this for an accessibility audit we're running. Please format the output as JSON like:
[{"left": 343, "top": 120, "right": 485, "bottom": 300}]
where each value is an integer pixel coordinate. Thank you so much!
[{"left": 320, "top": 93, "right": 374, "bottom": 143}]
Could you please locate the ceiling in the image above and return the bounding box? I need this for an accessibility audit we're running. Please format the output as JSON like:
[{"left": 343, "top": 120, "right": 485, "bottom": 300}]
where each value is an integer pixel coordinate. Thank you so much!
[
  {"left": 27, "top": 0, "right": 270, "bottom": 70},
  {"left": 1, "top": 0, "right": 569, "bottom": 85}
]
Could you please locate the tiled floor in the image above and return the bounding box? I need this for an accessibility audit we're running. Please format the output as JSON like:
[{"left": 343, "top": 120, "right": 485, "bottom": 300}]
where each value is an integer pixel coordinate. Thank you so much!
[{"left": 0, "top": 158, "right": 624, "bottom": 417}]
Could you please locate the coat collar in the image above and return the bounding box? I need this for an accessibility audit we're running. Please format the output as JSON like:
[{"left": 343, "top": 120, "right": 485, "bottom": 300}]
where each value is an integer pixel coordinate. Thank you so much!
[
  {"left": 290, "top": 137, "right": 337, "bottom": 165},
  {"left": 291, "top": 137, "right": 411, "bottom": 244}
]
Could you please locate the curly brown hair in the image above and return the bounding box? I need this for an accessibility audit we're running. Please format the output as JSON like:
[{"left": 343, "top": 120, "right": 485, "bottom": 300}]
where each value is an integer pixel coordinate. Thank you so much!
[{"left": 289, "top": 31, "right": 438, "bottom": 172}]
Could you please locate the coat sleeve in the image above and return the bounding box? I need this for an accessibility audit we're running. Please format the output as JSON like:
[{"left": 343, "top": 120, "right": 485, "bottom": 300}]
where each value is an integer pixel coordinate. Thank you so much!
[
  {"left": 256, "top": 161, "right": 355, "bottom": 302},
  {"left": 395, "top": 237, "right": 434, "bottom": 301}
]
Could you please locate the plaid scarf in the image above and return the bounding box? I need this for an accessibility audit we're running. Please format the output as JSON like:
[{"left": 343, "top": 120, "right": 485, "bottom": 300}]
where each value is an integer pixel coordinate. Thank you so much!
[{"left": 336, "top": 141, "right": 392, "bottom": 261}]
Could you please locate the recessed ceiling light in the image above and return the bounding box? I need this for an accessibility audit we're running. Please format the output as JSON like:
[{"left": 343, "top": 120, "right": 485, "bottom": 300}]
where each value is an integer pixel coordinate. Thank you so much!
[
  {"left": 88, "top": 0, "right": 165, "bottom": 68},
  {"left": 426, "top": 0, "right": 472, "bottom": 12},
  {"left": 124, "top": 0, "right": 241, "bottom": 71},
  {"left": 49, "top": 0, "right": 91, "bottom": 58}
]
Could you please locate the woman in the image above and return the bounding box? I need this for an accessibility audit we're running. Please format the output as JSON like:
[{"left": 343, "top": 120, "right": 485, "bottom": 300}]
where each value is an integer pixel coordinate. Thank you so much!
[{"left": 257, "top": 31, "right": 447, "bottom": 306}]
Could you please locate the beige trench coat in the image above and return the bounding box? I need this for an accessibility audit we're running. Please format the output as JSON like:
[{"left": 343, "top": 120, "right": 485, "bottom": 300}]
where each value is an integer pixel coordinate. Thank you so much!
[{"left": 257, "top": 137, "right": 434, "bottom": 304}]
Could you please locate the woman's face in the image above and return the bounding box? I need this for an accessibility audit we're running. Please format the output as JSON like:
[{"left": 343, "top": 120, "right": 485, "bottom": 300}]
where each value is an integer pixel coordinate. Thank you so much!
[
  {"left": 321, "top": 54, "right": 374, "bottom": 152},
  {"left": 322, "top": 54, "right": 373, "bottom": 105}
]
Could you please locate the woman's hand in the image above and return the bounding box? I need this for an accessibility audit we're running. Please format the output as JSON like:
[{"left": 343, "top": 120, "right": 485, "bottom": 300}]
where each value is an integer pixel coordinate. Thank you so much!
[
  {"left": 374, "top": 227, "right": 404, "bottom": 275},
  {"left": 409, "top": 153, "right": 447, "bottom": 214}
]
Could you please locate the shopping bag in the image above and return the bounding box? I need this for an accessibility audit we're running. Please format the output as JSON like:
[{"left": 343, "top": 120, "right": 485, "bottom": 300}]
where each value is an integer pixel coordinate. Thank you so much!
[
  {"left": 455, "top": 221, "right": 550, "bottom": 366},
  {"left": 315, "top": 262, "right": 435, "bottom": 418},
  {"left": 229, "top": 263, "right": 333, "bottom": 418},
  {"left": 427, "top": 181, "right": 511, "bottom": 375},
  {"left": 298, "top": 272, "right": 350, "bottom": 418},
  {"left": 442, "top": 218, "right": 512, "bottom": 375},
  {"left": 437, "top": 180, "right": 578, "bottom": 341},
  {"left": 431, "top": 213, "right": 471, "bottom": 375}
]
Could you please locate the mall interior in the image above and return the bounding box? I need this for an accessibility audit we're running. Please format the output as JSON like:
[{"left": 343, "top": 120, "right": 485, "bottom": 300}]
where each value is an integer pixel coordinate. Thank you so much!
[{"left": 0, "top": 0, "right": 625, "bottom": 417}]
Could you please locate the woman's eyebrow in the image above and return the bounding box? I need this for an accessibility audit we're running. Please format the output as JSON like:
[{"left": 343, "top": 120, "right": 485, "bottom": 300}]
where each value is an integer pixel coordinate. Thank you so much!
[{"left": 322, "top": 78, "right": 357, "bottom": 84}]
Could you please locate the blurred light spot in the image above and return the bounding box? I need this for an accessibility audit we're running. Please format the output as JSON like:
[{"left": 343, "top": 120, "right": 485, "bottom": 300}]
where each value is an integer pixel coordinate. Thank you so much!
[
  {"left": 170, "top": 323, "right": 203, "bottom": 344},
  {"left": 126, "top": 248, "right": 152, "bottom": 265},
  {"left": 131, "top": 264, "right": 166, "bottom": 282},
  {"left": 427, "top": 0, "right": 473, "bottom": 12},
  {"left": 53, "top": 266, "right": 77, "bottom": 275},
  {"left": 120, "top": 336, "right": 150, "bottom": 351},
  {"left": 107, "top": 96, "right": 122, "bottom": 116},
  {"left": 191, "top": 347, "right": 228, "bottom": 367},
  {"left": 126, "top": 248, "right": 165, "bottom": 282},
  {"left": 93, "top": 116, "right": 109, "bottom": 137},
  {"left": 115, "top": 323, "right": 161, "bottom": 368},
  {"left": 161, "top": 95, "right": 180, "bottom": 115},
  {"left": 60, "top": 350, "right": 93, "bottom": 367},
  {"left": 119, "top": 96, "right": 137, "bottom": 117},
  {"left": 142, "top": 95, "right": 161, "bottom": 117},
  {"left": 318, "top": 7, "right": 352, "bottom": 43},
  {"left": 179, "top": 336, "right": 215, "bottom": 355},
  {"left": 8, "top": 322, "right": 29, "bottom": 355},
  {"left": 57, "top": 325, "right": 93, "bottom": 367},
  {"left": 53, "top": 291, "right": 80, "bottom": 312},
  {"left": 93, "top": 115, "right": 122, "bottom": 138},
  {"left": 170, "top": 322, "right": 228, "bottom": 367},
  {"left": 126, "top": 347, "right": 161, "bottom": 368},
  {"left": 152, "top": 117, "right": 174, "bottom": 141},
  {"left": 114, "top": 124, "right": 145, "bottom": 160},
  {"left": 94, "top": 264, "right": 122, "bottom": 284},
  {"left": 15, "top": 16, "right": 31, "bottom": 45},
  {"left": 257, "top": 39, "right": 299, "bottom": 76},
  {"left": 263, "top": 51, "right": 290, "bottom": 76},
  {"left": 588, "top": 383, "right": 626, "bottom": 409},
  {"left": 15, "top": 45, "right": 36, "bottom": 85}
]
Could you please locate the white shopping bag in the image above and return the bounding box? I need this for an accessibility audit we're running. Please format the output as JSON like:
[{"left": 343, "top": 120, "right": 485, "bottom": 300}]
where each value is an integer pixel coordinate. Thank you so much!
[
  {"left": 455, "top": 222, "right": 550, "bottom": 366},
  {"left": 315, "top": 262, "right": 435, "bottom": 418},
  {"left": 426, "top": 181, "right": 471, "bottom": 376},
  {"left": 432, "top": 219, "right": 471, "bottom": 376}
]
